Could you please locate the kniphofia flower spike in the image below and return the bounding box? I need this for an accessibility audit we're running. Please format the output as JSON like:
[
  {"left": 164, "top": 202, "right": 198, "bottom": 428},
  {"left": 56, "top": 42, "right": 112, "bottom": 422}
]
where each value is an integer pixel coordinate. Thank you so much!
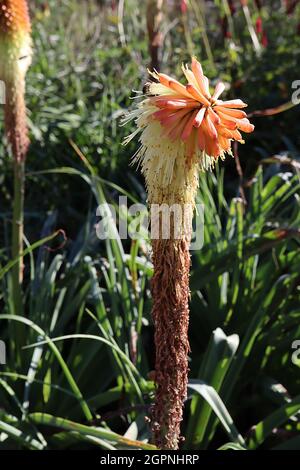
[
  {"left": 124, "top": 58, "right": 254, "bottom": 450},
  {"left": 0, "top": 1, "right": 32, "bottom": 317}
]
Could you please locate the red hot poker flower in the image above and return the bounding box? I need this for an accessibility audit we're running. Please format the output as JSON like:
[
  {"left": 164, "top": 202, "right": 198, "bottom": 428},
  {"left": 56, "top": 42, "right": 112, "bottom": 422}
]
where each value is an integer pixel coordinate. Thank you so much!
[{"left": 148, "top": 57, "right": 254, "bottom": 162}]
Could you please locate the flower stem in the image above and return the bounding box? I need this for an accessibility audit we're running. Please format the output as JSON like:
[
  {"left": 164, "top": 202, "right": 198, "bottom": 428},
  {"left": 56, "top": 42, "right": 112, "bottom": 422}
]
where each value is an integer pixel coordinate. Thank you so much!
[
  {"left": 9, "top": 157, "right": 25, "bottom": 366},
  {"left": 4, "top": 74, "right": 30, "bottom": 363},
  {"left": 146, "top": 0, "right": 164, "bottom": 71},
  {"left": 11, "top": 157, "right": 25, "bottom": 316},
  {"left": 5, "top": 81, "right": 28, "bottom": 319}
]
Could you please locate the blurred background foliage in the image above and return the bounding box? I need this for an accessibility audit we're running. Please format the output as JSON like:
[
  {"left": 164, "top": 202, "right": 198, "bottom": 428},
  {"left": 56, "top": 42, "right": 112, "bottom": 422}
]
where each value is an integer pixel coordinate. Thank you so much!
[{"left": 0, "top": 0, "right": 299, "bottom": 450}]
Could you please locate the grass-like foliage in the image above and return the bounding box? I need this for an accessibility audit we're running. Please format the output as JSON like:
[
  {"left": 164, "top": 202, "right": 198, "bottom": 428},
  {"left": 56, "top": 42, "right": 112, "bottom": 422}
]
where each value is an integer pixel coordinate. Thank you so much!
[{"left": 0, "top": 0, "right": 299, "bottom": 450}]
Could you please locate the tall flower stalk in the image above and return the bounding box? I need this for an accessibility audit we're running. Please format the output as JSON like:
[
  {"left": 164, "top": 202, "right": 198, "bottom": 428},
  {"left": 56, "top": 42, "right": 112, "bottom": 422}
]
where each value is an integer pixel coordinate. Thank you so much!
[
  {"left": 146, "top": 0, "right": 164, "bottom": 71},
  {"left": 0, "top": 0, "right": 32, "bottom": 315},
  {"left": 124, "top": 58, "right": 254, "bottom": 449}
]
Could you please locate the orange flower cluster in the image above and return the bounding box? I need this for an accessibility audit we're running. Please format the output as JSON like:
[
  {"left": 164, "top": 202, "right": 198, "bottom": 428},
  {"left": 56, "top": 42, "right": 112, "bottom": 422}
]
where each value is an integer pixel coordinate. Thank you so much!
[
  {"left": 0, "top": 0, "right": 31, "bottom": 36},
  {"left": 149, "top": 57, "right": 254, "bottom": 159}
]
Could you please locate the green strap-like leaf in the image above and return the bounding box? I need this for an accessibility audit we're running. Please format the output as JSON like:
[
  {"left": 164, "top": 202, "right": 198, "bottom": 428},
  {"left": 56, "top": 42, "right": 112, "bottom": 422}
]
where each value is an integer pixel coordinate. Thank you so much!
[
  {"left": 188, "top": 380, "right": 246, "bottom": 448},
  {"left": 29, "top": 413, "right": 156, "bottom": 450},
  {"left": 248, "top": 394, "right": 300, "bottom": 449}
]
